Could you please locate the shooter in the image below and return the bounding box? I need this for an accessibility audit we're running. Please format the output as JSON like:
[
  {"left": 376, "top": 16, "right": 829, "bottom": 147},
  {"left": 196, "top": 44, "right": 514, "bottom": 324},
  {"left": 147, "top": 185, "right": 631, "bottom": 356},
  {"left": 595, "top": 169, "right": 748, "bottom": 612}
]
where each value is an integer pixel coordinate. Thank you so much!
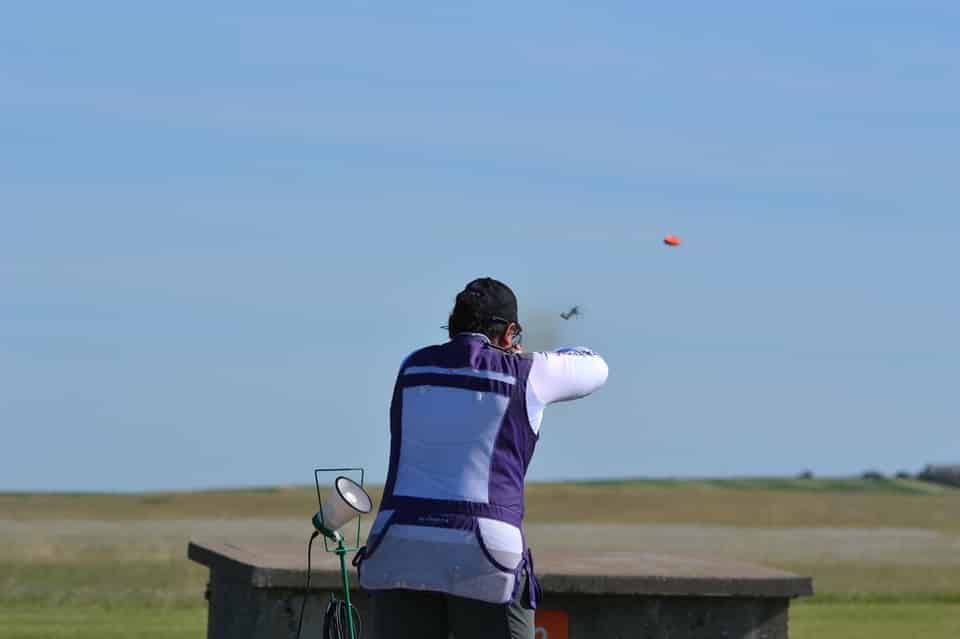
[{"left": 357, "top": 277, "right": 608, "bottom": 639}]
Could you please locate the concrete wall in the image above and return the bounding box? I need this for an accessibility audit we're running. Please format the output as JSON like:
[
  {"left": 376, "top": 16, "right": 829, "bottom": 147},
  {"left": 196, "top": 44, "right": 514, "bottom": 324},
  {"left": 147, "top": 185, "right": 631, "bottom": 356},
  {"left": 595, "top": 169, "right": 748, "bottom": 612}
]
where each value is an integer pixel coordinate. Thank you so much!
[
  {"left": 205, "top": 568, "right": 790, "bottom": 639},
  {"left": 206, "top": 570, "right": 372, "bottom": 639}
]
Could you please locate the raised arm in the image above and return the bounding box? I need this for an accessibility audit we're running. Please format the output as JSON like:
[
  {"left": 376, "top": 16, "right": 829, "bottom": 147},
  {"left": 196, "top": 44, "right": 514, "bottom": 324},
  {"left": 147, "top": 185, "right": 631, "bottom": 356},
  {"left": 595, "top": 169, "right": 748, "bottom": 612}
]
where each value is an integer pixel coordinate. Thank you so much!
[{"left": 525, "top": 347, "right": 609, "bottom": 434}]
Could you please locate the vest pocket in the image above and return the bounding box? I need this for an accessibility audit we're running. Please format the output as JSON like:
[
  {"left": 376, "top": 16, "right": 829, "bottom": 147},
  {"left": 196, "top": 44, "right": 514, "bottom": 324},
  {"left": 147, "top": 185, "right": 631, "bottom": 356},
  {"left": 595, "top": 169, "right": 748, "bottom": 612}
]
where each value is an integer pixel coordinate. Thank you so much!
[{"left": 475, "top": 518, "right": 524, "bottom": 573}]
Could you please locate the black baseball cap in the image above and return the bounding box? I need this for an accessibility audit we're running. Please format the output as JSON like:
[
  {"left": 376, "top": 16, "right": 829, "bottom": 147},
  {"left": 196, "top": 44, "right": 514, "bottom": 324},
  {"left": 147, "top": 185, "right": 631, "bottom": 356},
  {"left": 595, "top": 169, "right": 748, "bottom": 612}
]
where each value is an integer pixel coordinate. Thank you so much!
[{"left": 455, "top": 277, "right": 518, "bottom": 324}]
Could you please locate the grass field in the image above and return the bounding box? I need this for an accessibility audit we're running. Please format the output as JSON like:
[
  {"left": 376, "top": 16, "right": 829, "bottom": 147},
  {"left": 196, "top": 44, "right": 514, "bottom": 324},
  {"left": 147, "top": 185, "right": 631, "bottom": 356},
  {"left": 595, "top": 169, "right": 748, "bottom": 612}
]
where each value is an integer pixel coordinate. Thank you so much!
[
  {"left": 2, "top": 602, "right": 957, "bottom": 639},
  {"left": 1, "top": 478, "right": 958, "bottom": 638},
  {"left": 0, "top": 605, "right": 206, "bottom": 639}
]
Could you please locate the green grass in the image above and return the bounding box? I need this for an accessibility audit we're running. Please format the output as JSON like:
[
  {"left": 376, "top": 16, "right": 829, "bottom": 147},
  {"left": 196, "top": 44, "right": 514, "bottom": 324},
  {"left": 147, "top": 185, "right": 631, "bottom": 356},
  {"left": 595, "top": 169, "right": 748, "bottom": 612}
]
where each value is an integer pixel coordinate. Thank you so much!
[
  {"left": 0, "top": 561, "right": 208, "bottom": 608},
  {"left": 701, "top": 477, "right": 952, "bottom": 495},
  {"left": 774, "top": 562, "right": 960, "bottom": 599},
  {"left": 524, "top": 482, "right": 960, "bottom": 531},
  {"left": 2, "top": 479, "right": 959, "bottom": 637},
  {"left": 0, "top": 606, "right": 206, "bottom": 639},
  {"left": 791, "top": 601, "right": 960, "bottom": 639},
  {"left": 3, "top": 478, "right": 954, "bottom": 522},
  {"left": 565, "top": 476, "right": 955, "bottom": 494},
  {"left": 0, "top": 485, "right": 320, "bottom": 521},
  {"left": 18, "top": 478, "right": 957, "bottom": 530},
  {"left": 1, "top": 601, "right": 956, "bottom": 639}
]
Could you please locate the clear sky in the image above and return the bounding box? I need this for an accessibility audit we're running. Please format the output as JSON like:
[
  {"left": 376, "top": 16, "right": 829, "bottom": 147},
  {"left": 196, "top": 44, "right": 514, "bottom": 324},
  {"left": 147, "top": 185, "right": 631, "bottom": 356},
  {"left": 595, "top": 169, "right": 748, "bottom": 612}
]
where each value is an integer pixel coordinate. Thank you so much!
[{"left": 2, "top": 2, "right": 958, "bottom": 491}]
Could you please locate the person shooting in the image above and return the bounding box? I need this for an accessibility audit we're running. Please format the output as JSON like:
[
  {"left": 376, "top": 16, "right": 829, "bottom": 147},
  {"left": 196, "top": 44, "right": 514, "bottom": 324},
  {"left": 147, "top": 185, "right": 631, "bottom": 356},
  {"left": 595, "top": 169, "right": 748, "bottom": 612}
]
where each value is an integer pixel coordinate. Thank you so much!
[{"left": 358, "top": 277, "right": 608, "bottom": 639}]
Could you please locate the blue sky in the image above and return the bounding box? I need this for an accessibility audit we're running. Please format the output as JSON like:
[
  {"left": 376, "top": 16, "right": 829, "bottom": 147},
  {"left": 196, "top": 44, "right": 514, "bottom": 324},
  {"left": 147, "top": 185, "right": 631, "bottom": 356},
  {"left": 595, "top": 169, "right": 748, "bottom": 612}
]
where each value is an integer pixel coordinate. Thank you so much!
[{"left": 2, "top": 2, "right": 958, "bottom": 491}]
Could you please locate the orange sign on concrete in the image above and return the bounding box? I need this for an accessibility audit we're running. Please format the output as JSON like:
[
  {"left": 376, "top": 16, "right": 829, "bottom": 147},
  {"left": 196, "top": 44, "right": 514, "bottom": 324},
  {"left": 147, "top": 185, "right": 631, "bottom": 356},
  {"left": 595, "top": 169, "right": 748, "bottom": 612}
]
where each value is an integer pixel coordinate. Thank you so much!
[{"left": 534, "top": 610, "right": 569, "bottom": 639}]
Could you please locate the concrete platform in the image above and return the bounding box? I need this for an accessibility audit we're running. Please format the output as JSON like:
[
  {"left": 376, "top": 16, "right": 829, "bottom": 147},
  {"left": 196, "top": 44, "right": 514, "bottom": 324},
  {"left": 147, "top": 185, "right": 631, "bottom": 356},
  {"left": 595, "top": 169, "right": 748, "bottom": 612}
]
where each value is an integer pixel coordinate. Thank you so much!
[{"left": 188, "top": 539, "right": 812, "bottom": 638}]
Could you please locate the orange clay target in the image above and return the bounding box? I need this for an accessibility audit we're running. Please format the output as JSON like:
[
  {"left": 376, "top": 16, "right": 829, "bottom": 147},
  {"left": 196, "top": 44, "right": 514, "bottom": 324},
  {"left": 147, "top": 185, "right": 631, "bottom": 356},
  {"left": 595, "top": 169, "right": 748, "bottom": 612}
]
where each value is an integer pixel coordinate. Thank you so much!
[{"left": 663, "top": 235, "right": 682, "bottom": 246}]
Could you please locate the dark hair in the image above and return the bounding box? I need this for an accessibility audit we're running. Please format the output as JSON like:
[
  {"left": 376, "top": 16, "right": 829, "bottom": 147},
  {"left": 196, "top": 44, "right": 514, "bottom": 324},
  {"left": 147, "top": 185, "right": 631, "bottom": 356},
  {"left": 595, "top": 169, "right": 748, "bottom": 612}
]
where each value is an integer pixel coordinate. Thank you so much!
[
  {"left": 446, "top": 277, "right": 518, "bottom": 341},
  {"left": 447, "top": 306, "right": 509, "bottom": 340}
]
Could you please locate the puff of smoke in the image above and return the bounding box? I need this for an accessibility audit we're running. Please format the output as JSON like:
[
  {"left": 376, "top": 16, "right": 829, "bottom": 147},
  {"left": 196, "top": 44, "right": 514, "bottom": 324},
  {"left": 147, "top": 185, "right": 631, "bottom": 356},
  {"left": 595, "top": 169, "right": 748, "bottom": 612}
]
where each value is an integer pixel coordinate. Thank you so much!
[{"left": 520, "top": 307, "right": 570, "bottom": 354}]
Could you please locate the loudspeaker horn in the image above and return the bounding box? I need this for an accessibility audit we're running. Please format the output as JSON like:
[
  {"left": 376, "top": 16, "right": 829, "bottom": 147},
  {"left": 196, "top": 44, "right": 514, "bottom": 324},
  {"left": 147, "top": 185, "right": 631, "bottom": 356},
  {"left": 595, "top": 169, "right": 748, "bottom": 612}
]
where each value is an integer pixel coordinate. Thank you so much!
[{"left": 312, "top": 475, "right": 372, "bottom": 540}]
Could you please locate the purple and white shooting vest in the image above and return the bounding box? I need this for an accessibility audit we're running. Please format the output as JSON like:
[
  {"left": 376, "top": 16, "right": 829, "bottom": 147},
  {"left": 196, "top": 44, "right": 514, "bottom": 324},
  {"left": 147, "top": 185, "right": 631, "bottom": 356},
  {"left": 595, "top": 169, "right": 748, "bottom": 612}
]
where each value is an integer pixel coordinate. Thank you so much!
[{"left": 358, "top": 333, "right": 541, "bottom": 604}]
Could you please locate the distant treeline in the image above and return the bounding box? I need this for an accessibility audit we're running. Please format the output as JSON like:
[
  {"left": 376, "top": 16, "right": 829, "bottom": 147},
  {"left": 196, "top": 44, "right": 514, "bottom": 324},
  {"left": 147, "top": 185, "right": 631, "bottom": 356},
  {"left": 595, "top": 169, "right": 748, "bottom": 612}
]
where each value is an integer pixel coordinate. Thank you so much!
[{"left": 917, "top": 465, "right": 960, "bottom": 487}]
